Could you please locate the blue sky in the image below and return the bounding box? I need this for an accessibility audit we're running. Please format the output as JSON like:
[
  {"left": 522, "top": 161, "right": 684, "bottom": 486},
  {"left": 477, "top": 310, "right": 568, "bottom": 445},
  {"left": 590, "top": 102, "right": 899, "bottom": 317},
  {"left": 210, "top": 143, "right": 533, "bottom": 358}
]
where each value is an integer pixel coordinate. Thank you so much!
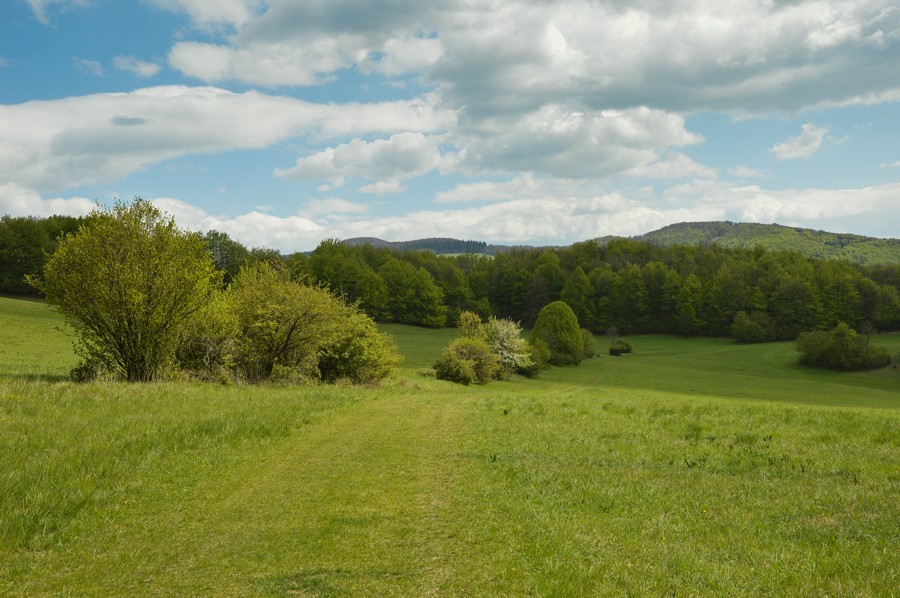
[{"left": 2, "top": 0, "right": 899, "bottom": 252}]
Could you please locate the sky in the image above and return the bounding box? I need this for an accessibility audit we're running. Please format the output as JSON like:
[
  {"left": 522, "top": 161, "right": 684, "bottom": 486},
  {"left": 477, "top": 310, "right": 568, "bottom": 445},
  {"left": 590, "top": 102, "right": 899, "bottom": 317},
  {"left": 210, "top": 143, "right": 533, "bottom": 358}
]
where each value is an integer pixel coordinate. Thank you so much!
[{"left": 1, "top": 0, "right": 899, "bottom": 253}]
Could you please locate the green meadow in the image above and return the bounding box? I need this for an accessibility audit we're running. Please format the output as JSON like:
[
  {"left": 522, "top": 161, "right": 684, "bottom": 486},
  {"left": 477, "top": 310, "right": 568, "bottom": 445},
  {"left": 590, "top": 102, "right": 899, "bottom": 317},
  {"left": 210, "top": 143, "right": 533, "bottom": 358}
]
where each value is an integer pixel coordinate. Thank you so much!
[{"left": 1, "top": 296, "right": 898, "bottom": 595}]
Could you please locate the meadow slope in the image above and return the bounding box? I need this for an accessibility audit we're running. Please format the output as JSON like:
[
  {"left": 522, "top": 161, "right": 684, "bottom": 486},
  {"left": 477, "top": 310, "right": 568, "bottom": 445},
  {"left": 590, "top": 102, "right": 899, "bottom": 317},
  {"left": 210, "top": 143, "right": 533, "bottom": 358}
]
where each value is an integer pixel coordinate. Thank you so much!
[{"left": 1, "top": 297, "right": 898, "bottom": 595}]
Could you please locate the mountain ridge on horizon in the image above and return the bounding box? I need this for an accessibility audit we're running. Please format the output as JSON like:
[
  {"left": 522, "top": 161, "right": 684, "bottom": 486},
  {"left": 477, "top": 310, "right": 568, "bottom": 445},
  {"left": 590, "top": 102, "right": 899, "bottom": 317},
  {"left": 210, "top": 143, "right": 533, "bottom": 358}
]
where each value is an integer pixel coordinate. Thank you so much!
[{"left": 341, "top": 221, "right": 900, "bottom": 265}]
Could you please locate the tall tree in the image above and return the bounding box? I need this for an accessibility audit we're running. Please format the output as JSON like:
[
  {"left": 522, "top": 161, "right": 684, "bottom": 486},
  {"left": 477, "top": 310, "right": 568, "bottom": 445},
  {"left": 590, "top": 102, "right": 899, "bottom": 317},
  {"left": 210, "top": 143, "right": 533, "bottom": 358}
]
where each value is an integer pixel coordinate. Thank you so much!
[
  {"left": 561, "top": 266, "right": 596, "bottom": 331},
  {"left": 379, "top": 259, "right": 447, "bottom": 327}
]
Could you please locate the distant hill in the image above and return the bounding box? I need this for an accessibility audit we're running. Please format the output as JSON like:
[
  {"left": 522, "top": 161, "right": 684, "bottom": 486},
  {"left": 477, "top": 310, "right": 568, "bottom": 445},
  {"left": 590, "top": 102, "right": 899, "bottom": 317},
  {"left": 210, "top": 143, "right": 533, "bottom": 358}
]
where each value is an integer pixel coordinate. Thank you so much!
[
  {"left": 635, "top": 222, "right": 900, "bottom": 265},
  {"left": 342, "top": 222, "right": 900, "bottom": 265}
]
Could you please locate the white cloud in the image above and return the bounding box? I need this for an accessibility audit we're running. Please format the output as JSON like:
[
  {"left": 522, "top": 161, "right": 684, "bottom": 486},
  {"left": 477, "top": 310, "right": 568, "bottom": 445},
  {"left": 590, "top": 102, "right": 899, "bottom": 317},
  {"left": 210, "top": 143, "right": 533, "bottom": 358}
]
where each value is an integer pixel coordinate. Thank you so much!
[
  {"left": 361, "top": 35, "right": 444, "bottom": 76},
  {"left": 73, "top": 57, "right": 104, "bottom": 76},
  {"left": 0, "top": 183, "right": 95, "bottom": 218},
  {"left": 27, "top": 0, "right": 92, "bottom": 25},
  {"left": 771, "top": 123, "right": 829, "bottom": 160},
  {"left": 359, "top": 180, "right": 406, "bottom": 195},
  {"left": 0, "top": 86, "right": 453, "bottom": 194},
  {"left": 880, "top": 160, "right": 900, "bottom": 169},
  {"left": 275, "top": 132, "right": 444, "bottom": 182},
  {"left": 457, "top": 105, "right": 702, "bottom": 178},
  {"left": 303, "top": 198, "right": 370, "bottom": 217},
  {"left": 143, "top": 0, "right": 264, "bottom": 29},
  {"left": 114, "top": 56, "right": 161, "bottom": 78},
  {"left": 159, "top": 0, "right": 900, "bottom": 118},
  {"left": 7, "top": 180, "right": 898, "bottom": 253}
]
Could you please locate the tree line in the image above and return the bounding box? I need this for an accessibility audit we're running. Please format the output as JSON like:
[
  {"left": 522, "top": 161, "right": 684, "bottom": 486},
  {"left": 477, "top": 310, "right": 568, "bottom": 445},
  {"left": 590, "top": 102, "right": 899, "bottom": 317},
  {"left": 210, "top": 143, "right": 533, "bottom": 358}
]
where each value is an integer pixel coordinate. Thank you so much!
[
  {"left": 4, "top": 212, "right": 900, "bottom": 342},
  {"left": 290, "top": 237, "right": 900, "bottom": 342}
]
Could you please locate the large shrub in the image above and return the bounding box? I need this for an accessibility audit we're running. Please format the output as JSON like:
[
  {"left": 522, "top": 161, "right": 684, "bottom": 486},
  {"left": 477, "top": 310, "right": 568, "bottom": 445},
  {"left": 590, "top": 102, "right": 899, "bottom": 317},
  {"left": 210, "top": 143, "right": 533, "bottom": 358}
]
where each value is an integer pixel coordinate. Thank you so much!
[
  {"left": 484, "top": 316, "right": 534, "bottom": 375},
  {"left": 178, "top": 262, "right": 400, "bottom": 384},
  {"left": 316, "top": 310, "right": 402, "bottom": 384},
  {"left": 532, "top": 301, "right": 584, "bottom": 365},
  {"left": 433, "top": 337, "right": 500, "bottom": 385},
  {"left": 796, "top": 322, "right": 893, "bottom": 371},
  {"left": 32, "top": 199, "right": 220, "bottom": 382}
]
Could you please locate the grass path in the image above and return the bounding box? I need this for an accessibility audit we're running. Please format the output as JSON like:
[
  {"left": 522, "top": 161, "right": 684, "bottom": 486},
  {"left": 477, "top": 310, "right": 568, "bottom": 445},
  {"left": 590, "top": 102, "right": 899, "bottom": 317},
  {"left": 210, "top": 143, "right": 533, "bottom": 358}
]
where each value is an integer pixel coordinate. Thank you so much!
[{"left": 19, "top": 385, "right": 477, "bottom": 596}]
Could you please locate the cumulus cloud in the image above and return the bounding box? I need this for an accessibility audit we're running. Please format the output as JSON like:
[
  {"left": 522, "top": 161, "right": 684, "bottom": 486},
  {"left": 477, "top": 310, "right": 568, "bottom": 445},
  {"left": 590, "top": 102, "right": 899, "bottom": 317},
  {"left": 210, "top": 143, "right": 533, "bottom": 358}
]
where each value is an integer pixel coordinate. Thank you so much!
[
  {"left": 114, "top": 56, "right": 161, "bottom": 78},
  {"left": 457, "top": 105, "right": 702, "bottom": 178},
  {"left": 158, "top": 0, "right": 900, "bottom": 118},
  {"left": 0, "top": 183, "right": 95, "bottom": 218},
  {"left": 771, "top": 123, "right": 829, "bottom": 160},
  {"left": 143, "top": 0, "right": 264, "bottom": 29},
  {"left": 0, "top": 86, "right": 453, "bottom": 193},
  {"left": 275, "top": 132, "right": 444, "bottom": 182}
]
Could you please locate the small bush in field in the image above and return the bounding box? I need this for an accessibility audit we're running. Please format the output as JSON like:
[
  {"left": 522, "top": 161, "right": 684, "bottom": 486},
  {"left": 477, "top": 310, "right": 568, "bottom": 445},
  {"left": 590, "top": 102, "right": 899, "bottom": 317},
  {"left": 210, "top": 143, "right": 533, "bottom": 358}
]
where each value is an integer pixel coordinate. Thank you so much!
[
  {"left": 609, "top": 339, "right": 633, "bottom": 356},
  {"left": 434, "top": 337, "right": 500, "bottom": 385},
  {"left": 797, "top": 322, "right": 893, "bottom": 371},
  {"left": 581, "top": 329, "right": 596, "bottom": 358}
]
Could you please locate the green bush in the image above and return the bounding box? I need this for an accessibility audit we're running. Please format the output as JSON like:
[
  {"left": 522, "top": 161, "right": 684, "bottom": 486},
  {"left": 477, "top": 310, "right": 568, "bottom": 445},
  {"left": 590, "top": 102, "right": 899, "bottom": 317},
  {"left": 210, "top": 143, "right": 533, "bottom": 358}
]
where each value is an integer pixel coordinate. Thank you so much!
[
  {"left": 609, "top": 339, "right": 633, "bottom": 356},
  {"left": 317, "top": 310, "right": 402, "bottom": 384},
  {"left": 796, "top": 322, "right": 893, "bottom": 371},
  {"left": 581, "top": 329, "right": 596, "bottom": 358},
  {"left": 434, "top": 338, "right": 500, "bottom": 385},
  {"left": 532, "top": 301, "right": 584, "bottom": 366},
  {"left": 177, "top": 262, "right": 400, "bottom": 384},
  {"left": 518, "top": 339, "right": 550, "bottom": 378}
]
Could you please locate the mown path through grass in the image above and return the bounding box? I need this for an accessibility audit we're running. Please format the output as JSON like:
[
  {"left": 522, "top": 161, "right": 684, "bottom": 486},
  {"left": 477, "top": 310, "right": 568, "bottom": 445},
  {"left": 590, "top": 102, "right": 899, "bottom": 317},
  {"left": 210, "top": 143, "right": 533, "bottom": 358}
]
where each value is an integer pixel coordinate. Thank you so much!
[{"left": 11, "top": 385, "right": 481, "bottom": 596}]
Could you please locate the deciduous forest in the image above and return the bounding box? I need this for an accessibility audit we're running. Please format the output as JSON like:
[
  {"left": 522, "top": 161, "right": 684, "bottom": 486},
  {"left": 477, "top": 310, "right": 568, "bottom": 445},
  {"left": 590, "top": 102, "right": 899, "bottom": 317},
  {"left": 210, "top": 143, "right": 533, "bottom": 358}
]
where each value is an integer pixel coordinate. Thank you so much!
[{"left": 3, "top": 214, "right": 899, "bottom": 343}]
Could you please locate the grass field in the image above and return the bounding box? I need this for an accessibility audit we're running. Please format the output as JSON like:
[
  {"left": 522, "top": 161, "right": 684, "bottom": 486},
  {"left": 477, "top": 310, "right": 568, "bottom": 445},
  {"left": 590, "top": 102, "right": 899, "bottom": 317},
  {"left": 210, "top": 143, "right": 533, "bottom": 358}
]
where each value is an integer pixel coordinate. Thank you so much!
[{"left": 1, "top": 296, "right": 898, "bottom": 595}]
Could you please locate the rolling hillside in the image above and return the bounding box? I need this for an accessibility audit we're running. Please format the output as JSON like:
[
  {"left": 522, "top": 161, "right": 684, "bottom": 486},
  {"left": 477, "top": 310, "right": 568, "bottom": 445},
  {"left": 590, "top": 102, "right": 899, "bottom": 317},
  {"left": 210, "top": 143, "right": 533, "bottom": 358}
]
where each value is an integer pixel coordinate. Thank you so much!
[
  {"left": 635, "top": 221, "right": 900, "bottom": 265},
  {"left": 341, "top": 222, "right": 900, "bottom": 265}
]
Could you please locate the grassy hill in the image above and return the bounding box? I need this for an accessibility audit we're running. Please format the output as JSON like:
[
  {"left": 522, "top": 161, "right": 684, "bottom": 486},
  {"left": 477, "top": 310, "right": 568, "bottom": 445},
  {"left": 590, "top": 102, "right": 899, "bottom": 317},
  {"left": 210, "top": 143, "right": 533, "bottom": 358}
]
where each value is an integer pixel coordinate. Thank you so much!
[
  {"left": 636, "top": 221, "right": 900, "bottom": 264},
  {"left": 1, "top": 296, "right": 898, "bottom": 594}
]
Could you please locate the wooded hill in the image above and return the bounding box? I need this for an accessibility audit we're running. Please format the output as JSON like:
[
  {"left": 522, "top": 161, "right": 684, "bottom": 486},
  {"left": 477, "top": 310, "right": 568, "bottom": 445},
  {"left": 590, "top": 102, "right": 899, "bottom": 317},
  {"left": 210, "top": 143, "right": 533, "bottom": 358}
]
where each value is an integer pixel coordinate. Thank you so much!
[
  {"left": 635, "top": 222, "right": 900, "bottom": 265},
  {"left": 342, "top": 222, "right": 900, "bottom": 265}
]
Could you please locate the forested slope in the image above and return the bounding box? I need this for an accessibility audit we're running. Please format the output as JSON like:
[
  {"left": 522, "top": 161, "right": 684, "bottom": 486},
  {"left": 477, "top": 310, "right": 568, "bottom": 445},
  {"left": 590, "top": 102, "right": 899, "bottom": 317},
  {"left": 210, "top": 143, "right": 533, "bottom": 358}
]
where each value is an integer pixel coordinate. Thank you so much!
[{"left": 637, "top": 221, "right": 900, "bottom": 265}]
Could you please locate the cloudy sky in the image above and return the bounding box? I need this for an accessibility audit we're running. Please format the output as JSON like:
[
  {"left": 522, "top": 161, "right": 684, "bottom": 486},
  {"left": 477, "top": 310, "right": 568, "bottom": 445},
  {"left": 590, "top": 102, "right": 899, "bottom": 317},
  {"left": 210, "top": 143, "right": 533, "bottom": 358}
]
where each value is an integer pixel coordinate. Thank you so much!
[{"left": 2, "top": 0, "right": 899, "bottom": 252}]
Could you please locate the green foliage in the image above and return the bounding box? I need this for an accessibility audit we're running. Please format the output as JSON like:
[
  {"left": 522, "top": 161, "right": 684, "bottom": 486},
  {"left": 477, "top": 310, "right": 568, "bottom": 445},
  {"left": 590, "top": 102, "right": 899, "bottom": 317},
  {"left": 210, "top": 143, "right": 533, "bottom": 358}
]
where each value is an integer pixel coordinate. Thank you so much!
[
  {"left": 379, "top": 259, "right": 448, "bottom": 327},
  {"left": 0, "top": 214, "right": 82, "bottom": 294},
  {"left": 31, "top": 199, "right": 219, "bottom": 382},
  {"left": 731, "top": 310, "right": 776, "bottom": 343},
  {"left": 519, "top": 338, "right": 551, "bottom": 377},
  {"left": 185, "top": 262, "right": 400, "bottom": 384},
  {"left": 560, "top": 266, "right": 595, "bottom": 330},
  {"left": 202, "top": 230, "right": 249, "bottom": 284},
  {"left": 433, "top": 337, "right": 500, "bottom": 385},
  {"left": 609, "top": 339, "right": 633, "bottom": 356},
  {"left": 580, "top": 328, "right": 596, "bottom": 358},
  {"left": 456, "top": 310, "right": 486, "bottom": 340},
  {"left": 640, "top": 221, "right": 900, "bottom": 265},
  {"left": 316, "top": 310, "right": 402, "bottom": 384},
  {"left": 532, "top": 301, "right": 584, "bottom": 365},
  {"left": 796, "top": 322, "right": 894, "bottom": 371}
]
